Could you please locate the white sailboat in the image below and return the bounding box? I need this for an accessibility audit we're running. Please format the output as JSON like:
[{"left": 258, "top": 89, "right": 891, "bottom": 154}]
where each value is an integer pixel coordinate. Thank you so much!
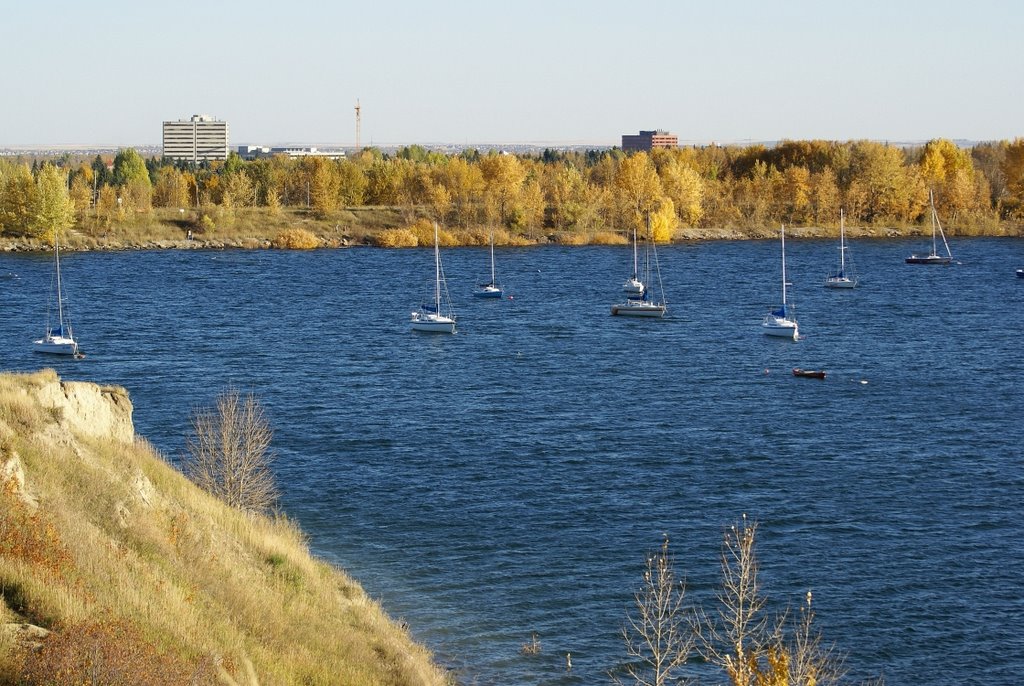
[
  {"left": 905, "top": 190, "right": 952, "bottom": 265},
  {"left": 33, "top": 237, "right": 80, "bottom": 356},
  {"left": 473, "top": 231, "right": 503, "bottom": 298},
  {"left": 411, "top": 223, "right": 457, "bottom": 333},
  {"left": 763, "top": 224, "right": 799, "bottom": 339},
  {"left": 611, "top": 214, "right": 667, "bottom": 317},
  {"left": 825, "top": 208, "right": 858, "bottom": 288}
]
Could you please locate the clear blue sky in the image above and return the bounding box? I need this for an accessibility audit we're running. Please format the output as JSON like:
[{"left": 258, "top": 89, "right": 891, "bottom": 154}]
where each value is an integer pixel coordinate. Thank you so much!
[{"left": 2, "top": 0, "right": 1020, "bottom": 146}]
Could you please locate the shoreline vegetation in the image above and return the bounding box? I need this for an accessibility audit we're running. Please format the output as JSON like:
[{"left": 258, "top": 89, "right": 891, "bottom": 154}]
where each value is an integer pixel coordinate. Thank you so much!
[
  {"left": 2, "top": 138, "right": 1023, "bottom": 252},
  {"left": 0, "top": 205, "right": 1019, "bottom": 255}
]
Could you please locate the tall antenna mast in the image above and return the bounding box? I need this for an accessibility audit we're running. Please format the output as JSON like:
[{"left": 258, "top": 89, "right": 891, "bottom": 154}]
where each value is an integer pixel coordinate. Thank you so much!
[{"left": 354, "top": 99, "right": 361, "bottom": 151}]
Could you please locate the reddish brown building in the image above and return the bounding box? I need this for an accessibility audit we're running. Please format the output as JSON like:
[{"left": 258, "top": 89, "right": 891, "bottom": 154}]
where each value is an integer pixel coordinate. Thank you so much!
[{"left": 621, "top": 129, "right": 678, "bottom": 152}]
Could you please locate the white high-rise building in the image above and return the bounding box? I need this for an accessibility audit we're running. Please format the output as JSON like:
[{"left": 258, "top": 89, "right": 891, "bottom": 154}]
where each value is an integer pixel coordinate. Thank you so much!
[{"left": 162, "top": 114, "right": 229, "bottom": 162}]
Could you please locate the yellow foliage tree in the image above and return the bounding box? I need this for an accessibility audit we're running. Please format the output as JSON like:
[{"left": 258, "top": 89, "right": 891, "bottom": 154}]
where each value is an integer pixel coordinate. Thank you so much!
[
  {"left": 616, "top": 152, "right": 663, "bottom": 232},
  {"left": 649, "top": 198, "right": 677, "bottom": 242},
  {"left": 32, "top": 164, "right": 76, "bottom": 241},
  {"left": 479, "top": 153, "right": 526, "bottom": 227},
  {"left": 660, "top": 159, "right": 704, "bottom": 226}
]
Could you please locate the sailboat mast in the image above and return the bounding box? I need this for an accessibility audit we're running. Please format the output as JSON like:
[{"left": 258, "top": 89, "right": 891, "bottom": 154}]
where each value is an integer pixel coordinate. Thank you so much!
[
  {"left": 632, "top": 219, "right": 639, "bottom": 279},
  {"left": 54, "top": 238, "right": 65, "bottom": 329},
  {"left": 489, "top": 231, "right": 495, "bottom": 284},
  {"left": 781, "top": 224, "right": 787, "bottom": 306},
  {"left": 433, "top": 223, "right": 441, "bottom": 309},
  {"left": 929, "top": 190, "right": 938, "bottom": 257},
  {"left": 839, "top": 209, "right": 846, "bottom": 273}
]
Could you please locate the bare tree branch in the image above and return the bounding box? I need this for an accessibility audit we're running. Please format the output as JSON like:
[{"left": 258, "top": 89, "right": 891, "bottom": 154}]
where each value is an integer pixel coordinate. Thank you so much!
[{"left": 184, "top": 389, "right": 278, "bottom": 514}]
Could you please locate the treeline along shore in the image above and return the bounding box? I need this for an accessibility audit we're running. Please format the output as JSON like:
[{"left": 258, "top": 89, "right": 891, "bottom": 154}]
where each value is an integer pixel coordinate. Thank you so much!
[{"left": 2, "top": 138, "right": 1023, "bottom": 251}]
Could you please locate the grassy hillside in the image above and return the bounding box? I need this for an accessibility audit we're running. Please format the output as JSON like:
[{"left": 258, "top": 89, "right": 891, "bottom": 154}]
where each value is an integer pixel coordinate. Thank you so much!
[{"left": 0, "top": 369, "right": 449, "bottom": 686}]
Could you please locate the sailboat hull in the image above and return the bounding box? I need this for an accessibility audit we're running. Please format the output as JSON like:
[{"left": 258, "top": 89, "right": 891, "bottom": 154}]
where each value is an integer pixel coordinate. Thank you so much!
[
  {"left": 824, "top": 276, "right": 857, "bottom": 288},
  {"left": 33, "top": 335, "right": 78, "bottom": 355},
  {"left": 410, "top": 313, "right": 456, "bottom": 333},
  {"left": 762, "top": 316, "right": 798, "bottom": 339},
  {"left": 473, "top": 286, "right": 503, "bottom": 298},
  {"left": 611, "top": 302, "right": 666, "bottom": 317},
  {"left": 905, "top": 255, "right": 951, "bottom": 265}
]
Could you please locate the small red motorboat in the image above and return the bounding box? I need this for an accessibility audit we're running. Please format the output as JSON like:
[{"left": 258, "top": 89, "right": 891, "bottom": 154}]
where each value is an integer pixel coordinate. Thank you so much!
[{"left": 793, "top": 368, "right": 826, "bottom": 379}]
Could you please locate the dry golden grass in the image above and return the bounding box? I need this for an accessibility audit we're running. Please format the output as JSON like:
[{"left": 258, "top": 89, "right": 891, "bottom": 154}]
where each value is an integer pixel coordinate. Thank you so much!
[
  {"left": 373, "top": 228, "right": 419, "bottom": 248},
  {"left": 271, "top": 228, "right": 320, "bottom": 250},
  {"left": 0, "top": 370, "right": 450, "bottom": 686}
]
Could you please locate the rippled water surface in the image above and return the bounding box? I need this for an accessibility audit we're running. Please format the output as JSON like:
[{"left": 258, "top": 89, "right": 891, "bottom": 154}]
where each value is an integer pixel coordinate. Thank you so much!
[{"left": 2, "top": 238, "right": 1022, "bottom": 685}]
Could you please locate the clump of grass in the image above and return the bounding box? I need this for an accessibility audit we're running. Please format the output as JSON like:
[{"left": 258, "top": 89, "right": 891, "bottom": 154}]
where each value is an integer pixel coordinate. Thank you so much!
[
  {"left": 271, "top": 228, "right": 319, "bottom": 250},
  {"left": 372, "top": 228, "right": 418, "bottom": 248},
  {"left": 553, "top": 231, "right": 591, "bottom": 246},
  {"left": 407, "top": 219, "right": 458, "bottom": 247},
  {"left": 590, "top": 230, "right": 628, "bottom": 245}
]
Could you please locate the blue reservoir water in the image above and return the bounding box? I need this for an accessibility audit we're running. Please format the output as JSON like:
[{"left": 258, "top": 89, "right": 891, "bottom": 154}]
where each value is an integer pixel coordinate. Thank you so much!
[{"left": 1, "top": 238, "right": 1022, "bottom": 685}]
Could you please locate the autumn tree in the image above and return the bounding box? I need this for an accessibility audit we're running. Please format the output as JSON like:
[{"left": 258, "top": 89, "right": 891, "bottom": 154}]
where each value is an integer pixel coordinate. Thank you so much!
[
  {"left": 436, "top": 156, "right": 484, "bottom": 227},
  {"left": 545, "top": 163, "right": 588, "bottom": 231},
  {"left": 811, "top": 168, "right": 841, "bottom": 225},
  {"left": 337, "top": 160, "right": 367, "bottom": 206},
  {"left": 783, "top": 165, "right": 812, "bottom": 224},
  {"left": 848, "top": 141, "right": 913, "bottom": 222},
  {"left": 32, "top": 163, "right": 76, "bottom": 241},
  {"left": 152, "top": 166, "right": 190, "bottom": 208},
  {"left": 1000, "top": 138, "right": 1024, "bottom": 219},
  {"left": 659, "top": 156, "right": 704, "bottom": 227},
  {"left": 365, "top": 159, "right": 402, "bottom": 205},
  {"left": 649, "top": 198, "right": 677, "bottom": 242},
  {"left": 0, "top": 161, "right": 38, "bottom": 236},
  {"left": 479, "top": 152, "right": 526, "bottom": 228},
  {"left": 223, "top": 168, "right": 256, "bottom": 209},
  {"left": 616, "top": 152, "right": 663, "bottom": 234}
]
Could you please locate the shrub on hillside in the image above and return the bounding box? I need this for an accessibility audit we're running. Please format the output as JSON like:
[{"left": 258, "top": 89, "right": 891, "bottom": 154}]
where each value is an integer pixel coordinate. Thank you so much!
[
  {"left": 590, "top": 231, "right": 628, "bottom": 245},
  {"left": 408, "top": 219, "right": 457, "bottom": 247},
  {"left": 271, "top": 228, "right": 319, "bottom": 250},
  {"left": 184, "top": 389, "right": 278, "bottom": 514},
  {"left": 372, "top": 228, "right": 418, "bottom": 248},
  {"left": 19, "top": 617, "right": 216, "bottom": 686}
]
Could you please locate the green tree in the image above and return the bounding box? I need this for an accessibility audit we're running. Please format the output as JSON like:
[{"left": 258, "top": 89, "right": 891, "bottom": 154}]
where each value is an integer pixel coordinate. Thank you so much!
[{"left": 112, "top": 148, "right": 151, "bottom": 188}]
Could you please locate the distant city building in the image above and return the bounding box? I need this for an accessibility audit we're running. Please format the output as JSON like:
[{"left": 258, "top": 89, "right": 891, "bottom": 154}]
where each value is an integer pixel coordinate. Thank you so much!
[
  {"left": 621, "top": 129, "right": 678, "bottom": 152},
  {"left": 237, "top": 145, "right": 346, "bottom": 160},
  {"left": 162, "top": 114, "right": 229, "bottom": 162}
]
